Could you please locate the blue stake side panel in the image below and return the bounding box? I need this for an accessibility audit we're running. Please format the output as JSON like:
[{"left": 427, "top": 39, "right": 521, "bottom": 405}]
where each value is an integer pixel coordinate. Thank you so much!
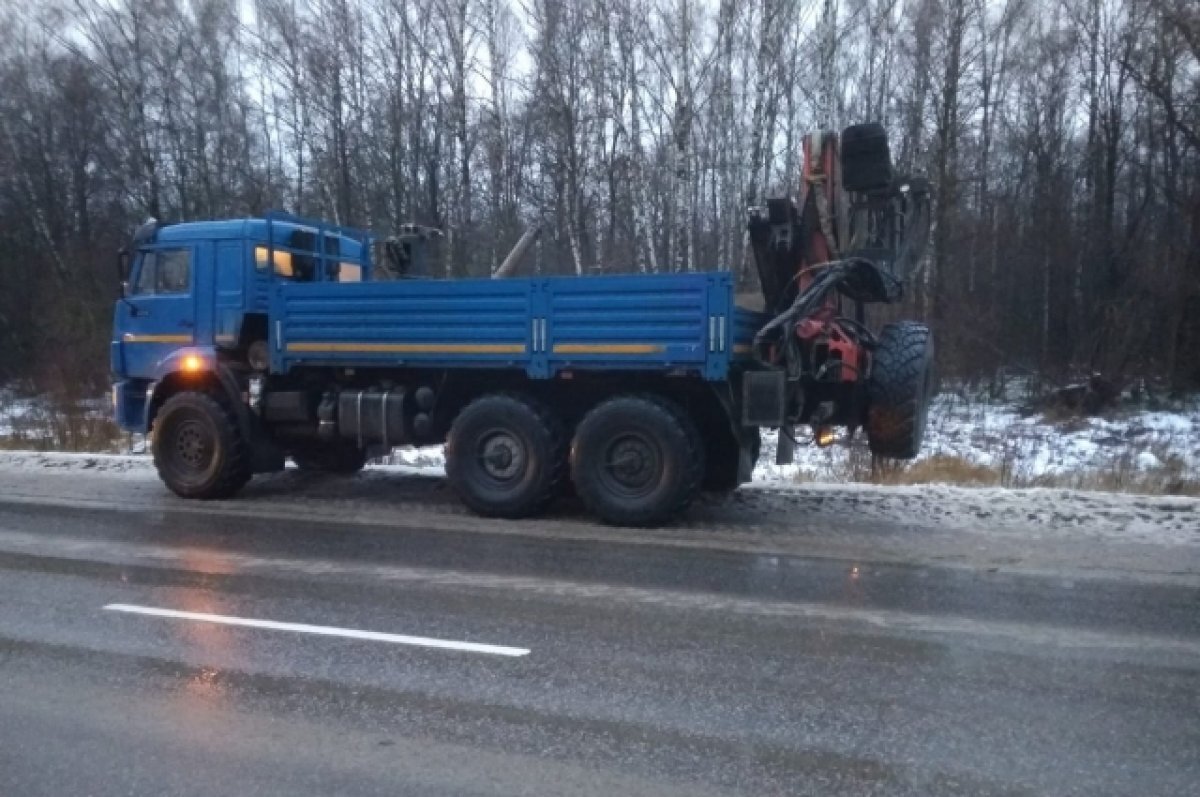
[
  {"left": 732, "top": 300, "right": 769, "bottom": 359},
  {"left": 271, "top": 271, "right": 766, "bottom": 380}
]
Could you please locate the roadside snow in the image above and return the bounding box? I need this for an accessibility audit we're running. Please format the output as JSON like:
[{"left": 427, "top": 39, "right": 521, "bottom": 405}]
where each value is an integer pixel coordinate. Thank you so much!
[
  {"left": 0, "top": 387, "right": 111, "bottom": 441},
  {"left": 0, "top": 388, "right": 40, "bottom": 438},
  {"left": 4, "top": 386, "right": 1199, "bottom": 488},
  {"left": 0, "top": 450, "right": 155, "bottom": 476},
  {"left": 378, "top": 445, "right": 449, "bottom": 474},
  {"left": 754, "top": 392, "right": 1200, "bottom": 484},
  {"left": 732, "top": 479, "right": 1200, "bottom": 547},
  {"left": 0, "top": 449, "right": 447, "bottom": 479},
  {"left": 1, "top": 450, "right": 1196, "bottom": 551}
]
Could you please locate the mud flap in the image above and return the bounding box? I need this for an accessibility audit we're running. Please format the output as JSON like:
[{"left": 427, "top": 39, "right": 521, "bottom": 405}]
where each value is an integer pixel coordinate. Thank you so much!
[
  {"left": 214, "top": 364, "right": 284, "bottom": 474},
  {"left": 775, "top": 427, "right": 795, "bottom": 465}
]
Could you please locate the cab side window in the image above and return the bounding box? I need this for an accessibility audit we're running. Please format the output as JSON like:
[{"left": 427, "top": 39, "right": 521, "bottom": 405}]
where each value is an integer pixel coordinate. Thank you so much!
[
  {"left": 133, "top": 252, "right": 158, "bottom": 294},
  {"left": 132, "top": 249, "right": 191, "bottom": 295}
]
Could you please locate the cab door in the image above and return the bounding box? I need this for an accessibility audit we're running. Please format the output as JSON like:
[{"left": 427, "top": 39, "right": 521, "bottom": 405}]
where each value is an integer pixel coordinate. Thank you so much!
[{"left": 117, "top": 244, "right": 196, "bottom": 378}]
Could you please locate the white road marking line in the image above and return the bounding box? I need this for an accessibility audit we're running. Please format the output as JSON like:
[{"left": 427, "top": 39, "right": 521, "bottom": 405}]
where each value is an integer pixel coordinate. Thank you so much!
[{"left": 102, "top": 603, "right": 529, "bottom": 657}]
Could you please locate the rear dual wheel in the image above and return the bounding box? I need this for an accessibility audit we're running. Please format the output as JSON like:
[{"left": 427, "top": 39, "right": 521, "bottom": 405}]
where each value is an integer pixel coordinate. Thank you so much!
[
  {"left": 445, "top": 393, "right": 568, "bottom": 519},
  {"left": 571, "top": 396, "right": 703, "bottom": 527},
  {"left": 446, "top": 392, "right": 703, "bottom": 526}
]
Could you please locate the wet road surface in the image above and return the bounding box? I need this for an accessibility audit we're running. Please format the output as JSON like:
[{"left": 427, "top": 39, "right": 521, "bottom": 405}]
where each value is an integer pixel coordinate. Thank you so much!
[{"left": 0, "top": 477, "right": 1198, "bottom": 796}]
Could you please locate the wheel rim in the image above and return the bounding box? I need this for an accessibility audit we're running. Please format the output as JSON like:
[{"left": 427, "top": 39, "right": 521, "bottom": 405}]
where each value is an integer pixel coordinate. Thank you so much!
[
  {"left": 599, "top": 432, "right": 662, "bottom": 498},
  {"left": 476, "top": 428, "right": 527, "bottom": 485},
  {"left": 163, "top": 412, "right": 216, "bottom": 482}
]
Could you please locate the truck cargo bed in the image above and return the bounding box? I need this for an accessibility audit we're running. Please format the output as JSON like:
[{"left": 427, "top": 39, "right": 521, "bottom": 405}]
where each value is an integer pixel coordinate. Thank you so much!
[{"left": 270, "top": 271, "right": 764, "bottom": 380}]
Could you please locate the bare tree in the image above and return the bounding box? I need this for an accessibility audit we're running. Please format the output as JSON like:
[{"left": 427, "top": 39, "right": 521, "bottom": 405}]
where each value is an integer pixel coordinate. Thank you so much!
[{"left": 0, "top": 0, "right": 1198, "bottom": 389}]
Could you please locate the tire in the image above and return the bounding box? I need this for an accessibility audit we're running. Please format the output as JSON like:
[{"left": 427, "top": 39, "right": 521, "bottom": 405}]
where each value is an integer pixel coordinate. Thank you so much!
[
  {"left": 152, "top": 391, "right": 251, "bottom": 499},
  {"left": 445, "top": 393, "right": 567, "bottom": 519},
  {"left": 291, "top": 444, "right": 367, "bottom": 474},
  {"left": 866, "top": 321, "right": 934, "bottom": 459},
  {"left": 571, "top": 395, "right": 703, "bottom": 526}
]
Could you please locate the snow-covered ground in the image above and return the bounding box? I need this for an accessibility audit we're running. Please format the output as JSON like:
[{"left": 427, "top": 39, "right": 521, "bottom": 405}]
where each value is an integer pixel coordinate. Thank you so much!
[
  {"left": 0, "top": 387, "right": 112, "bottom": 444},
  {"left": 387, "top": 390, "right": 1200, "bottom": 491},
  {"left": 3, "top": 385, "right": 1199, "bottom": 491},
  {"left": 756, "top": 391, "right": 1200, "bottom": 486},
  {"left": 0, "top": 388, "right": 40, "bottom": 438}
]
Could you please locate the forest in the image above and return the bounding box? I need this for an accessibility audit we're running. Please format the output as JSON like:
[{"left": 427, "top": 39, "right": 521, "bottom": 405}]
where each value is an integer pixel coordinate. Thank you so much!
[{"left": 1, "top": 0, "right": 1198, "bottom": 399}]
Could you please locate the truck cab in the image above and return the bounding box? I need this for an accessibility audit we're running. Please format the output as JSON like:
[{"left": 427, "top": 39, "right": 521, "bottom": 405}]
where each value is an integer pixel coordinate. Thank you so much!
[{"left": 111, "top": 212, "right": 372, "bottom": 432}]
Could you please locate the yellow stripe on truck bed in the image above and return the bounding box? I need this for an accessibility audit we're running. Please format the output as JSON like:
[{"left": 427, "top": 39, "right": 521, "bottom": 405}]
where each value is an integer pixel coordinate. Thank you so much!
[
  {"left": 286, "top": 342, "right": 525, "bottom": 355},
  {"left": 551, "top": 343, "right": 665, "bottom": 355}
]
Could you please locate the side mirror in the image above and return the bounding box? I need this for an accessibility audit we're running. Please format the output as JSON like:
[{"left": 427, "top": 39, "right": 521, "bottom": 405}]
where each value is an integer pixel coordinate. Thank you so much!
[{"left": 117, "top": 249, "right": 130, "bottom": 295}]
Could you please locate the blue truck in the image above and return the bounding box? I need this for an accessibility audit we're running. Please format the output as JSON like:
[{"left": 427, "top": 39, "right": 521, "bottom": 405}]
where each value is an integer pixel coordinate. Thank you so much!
[{"left": 111, "top": 124, "right": 934, "bottom": 525}]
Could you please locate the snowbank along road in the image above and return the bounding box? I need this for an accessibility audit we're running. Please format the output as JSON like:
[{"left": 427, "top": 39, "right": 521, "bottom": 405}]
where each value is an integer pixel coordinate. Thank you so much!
[{"left": 0, "top": 452, "right": 1198, "bottom": 796}]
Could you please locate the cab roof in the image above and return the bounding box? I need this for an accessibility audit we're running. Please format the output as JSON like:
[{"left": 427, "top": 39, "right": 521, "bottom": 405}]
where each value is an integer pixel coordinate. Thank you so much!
[{"left": 155, "top": 218, "right": 362, "bottom": 243}]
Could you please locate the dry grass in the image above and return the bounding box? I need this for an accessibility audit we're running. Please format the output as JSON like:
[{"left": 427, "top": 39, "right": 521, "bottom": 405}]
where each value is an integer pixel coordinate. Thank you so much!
[
  {"left": 0, "top": 397, "right": 120, "bottom": 452},
  {"left": 870, "top": 455, "right": 1004, "bottom": 487},
  {"left": 1016, "top": 452, "right": 1200, "bottom": 497}
]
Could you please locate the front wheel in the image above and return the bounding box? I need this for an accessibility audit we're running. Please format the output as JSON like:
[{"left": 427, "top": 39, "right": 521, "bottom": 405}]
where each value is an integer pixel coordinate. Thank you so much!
[
  {"left": 152, "top": 391, "right": 251, "bottom": 499},
  {"left": 866, "top": 321, "right": 934, "bottom": 459},
  {"left": 571, "top": 395, "right": 703, "bottom": 526}
]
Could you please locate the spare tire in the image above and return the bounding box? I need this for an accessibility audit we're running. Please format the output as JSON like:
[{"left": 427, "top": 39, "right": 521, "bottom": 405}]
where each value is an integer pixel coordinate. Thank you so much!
[
  {"left": 866, "top": 321, "right": 934, "bottom": 459},
  {"left": 841, "top": 122, "right": 893, "bottom": 193}
]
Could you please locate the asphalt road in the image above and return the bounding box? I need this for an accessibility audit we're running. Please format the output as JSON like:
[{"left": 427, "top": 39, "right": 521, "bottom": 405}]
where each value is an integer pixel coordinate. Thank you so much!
[{"left": 0, "top": 470, "right": 1198, "bottom": 796}]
